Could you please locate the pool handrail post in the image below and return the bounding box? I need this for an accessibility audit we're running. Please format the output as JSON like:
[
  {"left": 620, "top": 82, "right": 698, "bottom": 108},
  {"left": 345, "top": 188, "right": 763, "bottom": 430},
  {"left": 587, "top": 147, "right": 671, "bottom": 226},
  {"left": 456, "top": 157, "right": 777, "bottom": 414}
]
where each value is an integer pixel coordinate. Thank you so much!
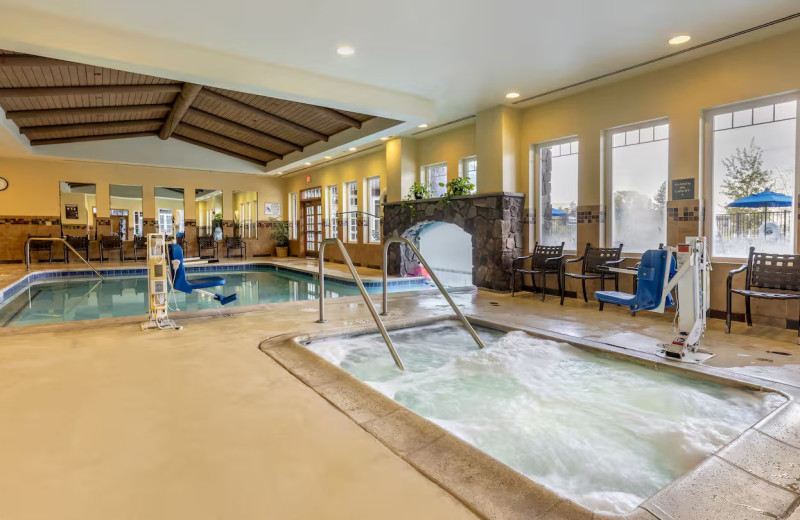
[
  {"left": 382, "top": 237, "right": 485, "bottom": 350},
  {"left": 318, "top": 238, "right": 405, "bottom": 370},
  {"left": 25, "top": 237, "right": 103, "bottom": 279}
]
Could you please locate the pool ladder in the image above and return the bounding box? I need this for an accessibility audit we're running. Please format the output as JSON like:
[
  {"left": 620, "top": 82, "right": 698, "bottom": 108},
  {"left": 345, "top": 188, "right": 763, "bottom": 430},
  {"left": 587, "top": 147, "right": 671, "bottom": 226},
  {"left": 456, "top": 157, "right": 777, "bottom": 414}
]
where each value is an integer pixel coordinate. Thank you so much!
[
  {"left": 317, "top": 237, "right": 484, "bottom": 371},
  {"left": 25, "top": 237, "right": 103, "bottom": 279}
]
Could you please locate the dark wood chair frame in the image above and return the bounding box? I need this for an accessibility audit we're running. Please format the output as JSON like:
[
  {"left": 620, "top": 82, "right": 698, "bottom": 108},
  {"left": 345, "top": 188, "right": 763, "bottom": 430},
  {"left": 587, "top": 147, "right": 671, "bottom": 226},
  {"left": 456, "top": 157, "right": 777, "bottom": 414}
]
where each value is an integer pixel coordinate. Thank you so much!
[
  {"left": 726, "top": 246, "right": 800, "bottom": 341},
  {"left": 133, "top": 235, "right": 147, "bottom": 261},
  {"left": 198, "top": 236, "right": 218, "bottom": 259},
  {"left": 63, "top": 235, "right": 90, "bottom": 263},
  {"left": 511, "top": 242, "right": 566, "bottom": 301},
  {"left": 26, "top": 234, "right": 53, "bottom": 264},
  {"left": 225, "top": 236, "right": 246, "bottom": 259},
  {"left": 99, "top": 235, "right": 124, "bottom": 263},
  {"left": 560, "top": 242, "right": 624, "bottom": 306}
]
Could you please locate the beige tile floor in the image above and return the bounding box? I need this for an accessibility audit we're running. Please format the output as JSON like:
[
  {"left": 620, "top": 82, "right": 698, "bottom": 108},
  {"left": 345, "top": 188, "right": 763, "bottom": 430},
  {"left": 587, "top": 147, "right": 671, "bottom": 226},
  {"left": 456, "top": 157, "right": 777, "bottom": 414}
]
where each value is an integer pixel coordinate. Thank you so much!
[{"left": 0, "top": 265, "right": 798, "bottom": 519}]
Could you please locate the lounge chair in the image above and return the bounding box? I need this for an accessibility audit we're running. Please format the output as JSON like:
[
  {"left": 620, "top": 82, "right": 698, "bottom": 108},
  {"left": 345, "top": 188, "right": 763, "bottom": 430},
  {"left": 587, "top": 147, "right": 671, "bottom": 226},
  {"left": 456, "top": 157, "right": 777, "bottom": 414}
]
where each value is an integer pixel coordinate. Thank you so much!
[
  {"left": 99, "top": 235, "right": 124, "bottom": 263},
  {"left": 560, "top": 243, "right": 624, "bottom": 306},
  {"left": 63, "top": 235, "right": 90, "bottom": 263},
  {"left": 226, "top": 236, "right": 246, "bottom": 259},
  {"left": 511, "top": 242, "right": 565, "bottom": 301},
  {"left": 26, "top": 234, "right": 53, "bottom": 264},
  {"left": 198, "top": 236, "right": 218, "bottom": 259}
]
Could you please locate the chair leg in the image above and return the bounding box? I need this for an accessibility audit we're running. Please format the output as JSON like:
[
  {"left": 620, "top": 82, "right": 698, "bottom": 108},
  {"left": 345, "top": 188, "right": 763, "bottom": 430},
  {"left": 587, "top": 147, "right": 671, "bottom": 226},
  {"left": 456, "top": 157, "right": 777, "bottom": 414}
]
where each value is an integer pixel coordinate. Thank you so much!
[
  {"left": 560, "top": 272, "right": 566, "bottom": 306},
  {"left": 726, "top": 290, "right": 733, "bottom": 334},
  {"left": 582, "top": 279, "right": 588, "bottom": 303},
  {"left": 614, "top": 274, "right": 619, "bottom": 292},
  {"left": 745, "top": 296, "right": 752, "bottom": 326},
  {"left": 511, "top": 269, "right": 516, "bottom": 296},
  {"left": 541, "top": 271, "right": 547, "bottom": 302},
  {"left": 556, "top": 270, "right": 562, "bottom": 302}
]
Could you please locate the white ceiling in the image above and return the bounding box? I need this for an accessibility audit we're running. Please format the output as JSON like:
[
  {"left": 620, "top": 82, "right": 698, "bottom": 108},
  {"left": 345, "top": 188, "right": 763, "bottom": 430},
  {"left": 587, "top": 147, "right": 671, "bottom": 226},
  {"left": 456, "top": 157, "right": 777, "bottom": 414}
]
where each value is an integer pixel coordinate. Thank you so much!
[{"left": 0, "top": 0, "right": 798, "bottom": 171}]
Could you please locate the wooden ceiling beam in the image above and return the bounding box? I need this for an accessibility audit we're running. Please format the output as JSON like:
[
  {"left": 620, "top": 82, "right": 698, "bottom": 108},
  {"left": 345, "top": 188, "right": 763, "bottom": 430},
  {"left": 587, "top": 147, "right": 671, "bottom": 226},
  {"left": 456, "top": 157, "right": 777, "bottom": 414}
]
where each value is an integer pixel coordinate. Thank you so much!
[
  {"left": 0, "top": 54, "right": 78, "bottom": 68},
  {"left": 177, "top": 123, "right": 282, "bottom": 161},
  {"left": 29, "top": 131, "right": 159, "bottom": 146},
  {"left": 0, "top": 84, "right": 182, "bottom": 98},
  {"left": 198, "top": 89, "right": 329, "bottom": 142},
  {"left": 186, "top": 107, "right": 302, "bottom": 153},
  {"left": 172, "top": 135, "right": 266, "bottom": 166},
  {"left": 20, "top": 119, "right": 164, "bottom": 136},
  {"left": 6, "top": 104, "right": 172, "bottom": 120},
  {"left": 160, "top": 83, "right": 202, "bottom": 140},
  {"left": 305, "top": 105, "right": 362, "bottom": 128}
]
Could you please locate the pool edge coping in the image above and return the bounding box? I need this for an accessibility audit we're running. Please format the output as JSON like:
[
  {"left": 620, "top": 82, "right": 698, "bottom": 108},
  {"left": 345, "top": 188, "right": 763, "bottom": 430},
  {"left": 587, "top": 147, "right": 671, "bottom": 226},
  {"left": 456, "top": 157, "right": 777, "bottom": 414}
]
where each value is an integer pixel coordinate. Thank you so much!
[{"left": 258, "top": 315, "right": 800, "bottom": 520}]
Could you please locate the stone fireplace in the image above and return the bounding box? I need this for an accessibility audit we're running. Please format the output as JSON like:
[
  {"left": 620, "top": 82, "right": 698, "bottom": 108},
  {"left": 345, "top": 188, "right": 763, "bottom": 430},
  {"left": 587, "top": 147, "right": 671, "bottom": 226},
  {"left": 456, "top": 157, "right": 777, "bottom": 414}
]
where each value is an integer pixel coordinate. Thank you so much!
[{"left": 382, "top": 192, "right": 524, "bottom": 291}]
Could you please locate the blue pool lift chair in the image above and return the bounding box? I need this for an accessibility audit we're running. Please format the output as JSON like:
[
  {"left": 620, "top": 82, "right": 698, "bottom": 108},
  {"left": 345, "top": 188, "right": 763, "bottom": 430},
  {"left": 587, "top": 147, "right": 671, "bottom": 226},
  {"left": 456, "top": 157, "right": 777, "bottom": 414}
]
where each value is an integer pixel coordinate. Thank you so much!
[
  {"left": 167, "top": 243, "right": 238, "bottom": 305},
  {"left": 595, "top": 248, "right": 675, "bottom": 312}
]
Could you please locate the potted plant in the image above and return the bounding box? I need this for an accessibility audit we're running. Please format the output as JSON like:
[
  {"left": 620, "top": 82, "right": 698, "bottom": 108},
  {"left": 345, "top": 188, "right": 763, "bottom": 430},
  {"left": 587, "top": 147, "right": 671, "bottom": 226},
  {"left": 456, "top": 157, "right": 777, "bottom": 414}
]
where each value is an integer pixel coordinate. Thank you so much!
[
  {"left": 212, "top": 212, "right": 224, "bottom": 241},
  {"left": 442, "top": 176, "right": 475, "bottom": 198},
  {"left": 271, "top": 219, "right": 290, "bottom": 257},
  {"left": 407, "top": 181, "right": 433, "bottom": 200}
]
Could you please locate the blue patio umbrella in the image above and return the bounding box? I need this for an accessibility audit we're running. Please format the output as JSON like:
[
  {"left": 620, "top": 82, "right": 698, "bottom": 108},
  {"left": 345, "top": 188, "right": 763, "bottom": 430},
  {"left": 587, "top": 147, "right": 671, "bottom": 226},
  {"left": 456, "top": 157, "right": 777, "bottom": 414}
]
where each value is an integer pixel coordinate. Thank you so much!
[
  {"left": 551, "top": 208, "right": 567, "bottom": 216},
  {"left": 727, "top": 190, "right": 792, "bottom": 235}
]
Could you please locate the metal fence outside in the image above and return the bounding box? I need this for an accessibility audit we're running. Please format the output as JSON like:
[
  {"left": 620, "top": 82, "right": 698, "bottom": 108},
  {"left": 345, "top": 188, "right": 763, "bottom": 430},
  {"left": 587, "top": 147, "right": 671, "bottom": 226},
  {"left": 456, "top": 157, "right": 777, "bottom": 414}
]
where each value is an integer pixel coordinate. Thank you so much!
[{"left": 715, "top": 210, "right": 792, "bottom": 239}]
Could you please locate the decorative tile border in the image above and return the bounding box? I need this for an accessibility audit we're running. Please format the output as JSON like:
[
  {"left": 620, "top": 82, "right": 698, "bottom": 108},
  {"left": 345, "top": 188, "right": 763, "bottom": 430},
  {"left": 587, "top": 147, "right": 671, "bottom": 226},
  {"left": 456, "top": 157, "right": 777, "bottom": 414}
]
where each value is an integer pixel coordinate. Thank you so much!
[
  {"left": 667, "top": 199, "right": 702, "bottom": 222},
  {"left": 0, "top": 216, "right": 61, "bottom": 225},
  {"left": 576, "top": 205, "right": 604, "bottom": 224}
]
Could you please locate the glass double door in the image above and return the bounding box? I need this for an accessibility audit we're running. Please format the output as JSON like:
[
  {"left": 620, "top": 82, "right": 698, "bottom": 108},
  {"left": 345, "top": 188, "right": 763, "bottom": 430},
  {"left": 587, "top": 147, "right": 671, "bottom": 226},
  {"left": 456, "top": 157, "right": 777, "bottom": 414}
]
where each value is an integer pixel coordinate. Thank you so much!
[{"left": 303, "top": 200, "right": 323, "bottom": 257}]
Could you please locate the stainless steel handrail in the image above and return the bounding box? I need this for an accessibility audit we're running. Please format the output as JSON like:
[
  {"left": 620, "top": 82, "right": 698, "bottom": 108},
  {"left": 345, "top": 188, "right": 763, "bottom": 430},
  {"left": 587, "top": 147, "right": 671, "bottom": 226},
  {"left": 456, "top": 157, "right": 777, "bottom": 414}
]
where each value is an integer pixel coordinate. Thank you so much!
[
  {"left": 318, "top": 238, "right": 404, "bottom": 370},
  {"left": 25, "top": 238, "right": 103, "bottom": 279},
  {"left": 382, "top": 237, "right": 484, "bottom": 350}
]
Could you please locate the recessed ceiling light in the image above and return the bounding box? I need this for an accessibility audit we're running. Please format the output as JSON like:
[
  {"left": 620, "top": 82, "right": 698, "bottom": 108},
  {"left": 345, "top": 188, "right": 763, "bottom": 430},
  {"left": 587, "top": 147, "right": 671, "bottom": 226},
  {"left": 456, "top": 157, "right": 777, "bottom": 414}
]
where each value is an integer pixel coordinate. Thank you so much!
[
  {"left": 324, "top": 156, "right": 332, "bottom": 159},
  {"left": 348, "top": 147, "right": 357, "bottom": 151},
  {"left": 304, "top": 162, "right": 312, "bottom": 166},
  {"left": 418, "top": 123, "right": 428, "bottom": 128},
  {"left": 668, "top": 35, "right": 691, "bottom": 45},
  {"left": 380, "top": 136, "right": 391, "bottom": 141},
  {"left": 336, "top": 46, "right": 355, "bottom": 56},
  {"left": 505, "top": 92, "right": 520, "bottom": 99}
]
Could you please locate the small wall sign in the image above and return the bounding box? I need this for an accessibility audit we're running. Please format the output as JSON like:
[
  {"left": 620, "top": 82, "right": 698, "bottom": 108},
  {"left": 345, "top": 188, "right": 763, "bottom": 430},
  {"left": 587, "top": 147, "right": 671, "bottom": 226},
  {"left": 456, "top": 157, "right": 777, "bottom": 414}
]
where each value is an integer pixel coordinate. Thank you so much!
[
  {"left": 64, "top": 204, "right": 79, "bottom": 220},
  {"left": 306, "top": 175, "right": 311, "bottom": 183},
  {"left": 671, "top": 178, "right": 695, "bottom": 200},
  {"left": 264, "top": 202, "right": 281, "bottom": 217}
]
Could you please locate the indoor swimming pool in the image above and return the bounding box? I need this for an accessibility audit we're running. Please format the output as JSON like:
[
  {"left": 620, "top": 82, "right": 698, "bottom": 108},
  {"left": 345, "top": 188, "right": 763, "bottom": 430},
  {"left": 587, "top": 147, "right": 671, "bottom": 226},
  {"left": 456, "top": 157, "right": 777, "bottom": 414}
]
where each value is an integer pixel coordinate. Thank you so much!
[
  {"left": 0, "top": 267, "right": 425, "bottom": 327},
  {"left": 306, "top": 321, "right": 786, "bottom": 515}
]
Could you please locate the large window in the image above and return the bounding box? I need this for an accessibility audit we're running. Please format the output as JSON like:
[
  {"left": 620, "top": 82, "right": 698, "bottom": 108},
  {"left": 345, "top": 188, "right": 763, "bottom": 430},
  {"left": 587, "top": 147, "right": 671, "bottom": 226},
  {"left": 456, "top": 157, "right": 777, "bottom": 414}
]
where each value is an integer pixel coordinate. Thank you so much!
[
  {"left": 233, "top": 190, "right": 258, "bottom": 239},
  {"left": 289, "top": 192, "right": 298, "bottom": 239},
  {"left": 155, "top": 187, "right": 184, "bottom": 237},
  {"left": 365, "top": 176, "right": 381, "bottom": 243},
  {"left": 327, "top": 185, "right": 338, "bottom": 239},
  {"left": 423, "top": 163, "right": 448, "bottom": 197},
  {"left": 707, "top": 95, "right": 798, "bottom": 258},
  {"left": 460, "top": 156, "right": 477, "bottom": 192},
  {"left": 537, "top": 139, "right": 578, "bottom": 250},
  {"left": 607, "top": 121, "right": 669, "bottom": 252},
  {"left": 344, "top": 181, "right": 358, "bottom": 243}
]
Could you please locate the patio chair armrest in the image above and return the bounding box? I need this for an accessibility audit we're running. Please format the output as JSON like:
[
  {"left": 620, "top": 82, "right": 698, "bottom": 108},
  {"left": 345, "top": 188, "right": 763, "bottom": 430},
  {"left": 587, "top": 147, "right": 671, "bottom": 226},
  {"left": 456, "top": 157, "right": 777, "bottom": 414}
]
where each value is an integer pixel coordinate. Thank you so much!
[
  {"left": 564, "top": 256, "right": 584, "bottom": 265},
  {"left": 512, "top": 253, "right": 534, "bottom": 267},
  {"left": 604, "top": 258, "right": 625, "bottom": 266},
  {"left": 544, "top": 254, "right": 566, "bottom": 266},
  {"left": 727, "top": 264, "right": 748, "bottom": 291}
]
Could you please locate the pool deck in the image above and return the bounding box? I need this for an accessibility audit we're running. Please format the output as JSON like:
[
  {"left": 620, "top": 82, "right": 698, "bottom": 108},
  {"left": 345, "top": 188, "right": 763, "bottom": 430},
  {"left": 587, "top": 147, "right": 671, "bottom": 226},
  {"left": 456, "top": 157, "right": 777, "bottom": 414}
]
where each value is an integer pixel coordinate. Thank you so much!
[{"left": 0, "top": 266, "right": 799, "bottom": 519}]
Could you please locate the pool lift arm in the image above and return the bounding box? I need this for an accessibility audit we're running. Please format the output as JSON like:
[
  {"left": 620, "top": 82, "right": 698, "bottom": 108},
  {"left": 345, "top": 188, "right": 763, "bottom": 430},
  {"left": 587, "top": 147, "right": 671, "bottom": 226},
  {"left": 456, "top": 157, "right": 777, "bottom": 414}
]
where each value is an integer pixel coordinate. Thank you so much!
[
  {"left": 599, "top": 237, "right": 712, "bottom": 360},
  {"left": 141, "top": 233, "right": 237, "bottom": 331}
]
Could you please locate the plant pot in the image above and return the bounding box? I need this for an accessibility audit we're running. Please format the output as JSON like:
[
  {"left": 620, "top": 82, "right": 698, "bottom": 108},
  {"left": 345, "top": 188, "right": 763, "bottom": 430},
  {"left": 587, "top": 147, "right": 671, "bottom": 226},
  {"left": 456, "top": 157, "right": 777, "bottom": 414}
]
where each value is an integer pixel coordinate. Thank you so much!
[
  {"left": 414, "top": 193, "right": 423, "bottom": 200},
  {"left": 275, "top": 246, "right": 289, "bottom": 258}
]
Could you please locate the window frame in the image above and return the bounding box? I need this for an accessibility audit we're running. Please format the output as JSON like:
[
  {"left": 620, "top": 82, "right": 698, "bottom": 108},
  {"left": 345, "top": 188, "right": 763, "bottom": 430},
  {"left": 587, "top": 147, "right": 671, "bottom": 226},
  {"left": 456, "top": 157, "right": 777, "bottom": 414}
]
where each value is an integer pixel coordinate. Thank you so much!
[
  {"left": 364, "top": 176, "right": 381, "bottom": 244},
  {"left": 343, "top": 180, "right": 359, "bottom": 243},
  {"left": 422, "top": 162, "right": 448, "bottom": 198},
  {"left": 459, "top": 156, "right": 478, "bottom": 193},
  {"left": 603, "top": 117, "right": 670, "bottom": 253},
  {"left": 533, "top": 136, "right": 579, "bottom": 253},
  {"left": 702, "top": 92, "right": 800, "bottom": 261},
  {"left": 289, "top": 192, "right": 298, "bottom": 240},
  {"left": 326, "top": 184, "right": 339, "bottom": 239}
]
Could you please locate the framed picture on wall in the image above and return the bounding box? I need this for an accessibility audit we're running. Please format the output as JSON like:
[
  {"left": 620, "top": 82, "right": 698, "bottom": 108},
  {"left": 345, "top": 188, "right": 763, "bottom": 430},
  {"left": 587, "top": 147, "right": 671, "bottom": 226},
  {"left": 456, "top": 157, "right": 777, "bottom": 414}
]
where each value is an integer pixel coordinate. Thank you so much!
[
  {"left": 64, "top": 204, "right": 79, "bottom": 220},
  {"left": 264, "top": 202, "right": 281, "bottom": 217}
]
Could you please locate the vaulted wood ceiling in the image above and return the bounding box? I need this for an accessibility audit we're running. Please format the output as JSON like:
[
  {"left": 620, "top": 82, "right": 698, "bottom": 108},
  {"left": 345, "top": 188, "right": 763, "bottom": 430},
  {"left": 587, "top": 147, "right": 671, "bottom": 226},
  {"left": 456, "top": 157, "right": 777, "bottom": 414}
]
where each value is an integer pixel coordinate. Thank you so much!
[{"left": 0, "top": 50, "right": 379, "bottom": 167}]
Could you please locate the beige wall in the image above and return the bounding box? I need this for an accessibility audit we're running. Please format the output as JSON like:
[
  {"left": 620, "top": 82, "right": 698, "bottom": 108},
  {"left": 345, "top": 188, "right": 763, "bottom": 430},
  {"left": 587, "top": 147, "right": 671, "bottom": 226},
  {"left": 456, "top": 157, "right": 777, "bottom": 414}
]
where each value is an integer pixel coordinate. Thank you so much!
[
  {"left": 0, "top": 157, "right": 283, "bottom": 221},
  {"left": 416, "top": 123, "right": 476, "bottom": 185}
]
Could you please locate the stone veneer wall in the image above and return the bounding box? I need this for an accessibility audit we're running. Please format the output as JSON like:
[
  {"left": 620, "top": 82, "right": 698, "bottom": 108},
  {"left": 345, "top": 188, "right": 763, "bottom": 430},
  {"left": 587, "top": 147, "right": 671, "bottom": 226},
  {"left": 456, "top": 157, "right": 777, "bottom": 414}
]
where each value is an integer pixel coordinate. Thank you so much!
[{"left": 382, "top": 192, "right": 524, "bottom": 291}]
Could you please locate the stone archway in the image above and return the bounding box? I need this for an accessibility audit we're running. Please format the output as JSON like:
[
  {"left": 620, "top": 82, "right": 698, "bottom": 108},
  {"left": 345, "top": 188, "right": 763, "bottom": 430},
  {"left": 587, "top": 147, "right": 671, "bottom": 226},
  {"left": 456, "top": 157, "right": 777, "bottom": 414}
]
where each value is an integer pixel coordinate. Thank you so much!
[{"left": 382, "top": 192, "right": 524, "bottom": 291}]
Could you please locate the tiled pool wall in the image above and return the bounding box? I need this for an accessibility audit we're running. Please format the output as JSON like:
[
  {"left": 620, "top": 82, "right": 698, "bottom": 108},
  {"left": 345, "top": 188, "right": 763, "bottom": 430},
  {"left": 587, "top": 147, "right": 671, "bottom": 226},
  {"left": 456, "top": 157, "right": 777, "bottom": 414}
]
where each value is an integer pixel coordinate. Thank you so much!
[{"left": 0, "top": 264, "right": 427, "bottom": 305}]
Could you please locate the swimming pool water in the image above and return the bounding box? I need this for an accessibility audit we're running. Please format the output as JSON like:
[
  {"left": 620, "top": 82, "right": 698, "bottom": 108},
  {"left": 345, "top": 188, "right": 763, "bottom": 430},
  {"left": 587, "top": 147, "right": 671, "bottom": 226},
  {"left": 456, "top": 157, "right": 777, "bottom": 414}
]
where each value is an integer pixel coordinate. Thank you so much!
[
  {"left": 0, "top": 270, "right": 411, "bottom": 327},
  {"left": 306, "top": 322, "right": 785, "bottom": 514}
]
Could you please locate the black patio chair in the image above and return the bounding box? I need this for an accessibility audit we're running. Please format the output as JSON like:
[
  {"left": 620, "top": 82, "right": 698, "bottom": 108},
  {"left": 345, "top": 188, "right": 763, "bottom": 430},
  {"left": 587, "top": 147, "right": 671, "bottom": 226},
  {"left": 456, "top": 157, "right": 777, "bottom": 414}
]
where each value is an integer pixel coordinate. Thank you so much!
[
  {"left": 198, "top": 235, "right": 218, "bottom": 259},
  {"left": 99, "top": 235, "right": 124, "bottom": 263},
  {"left": 560, "top": 243, "right": 624, "bottom": 306},
  {"left": 726, "top": 247, "right": 800, "bottom": 341},
  {"left": 133, "top": 235, "right": 147, "bottom": 261},
  {"left": 26, "top": 234, "right": 53, "bottom": 264},
  {"left": 511, "top": 242, "right": 565, "bottom": 301},
  {"left": 63, "top": 235, "right": 90, "bottom": 263},
  {"left": 226, "top": 236, "right": 246, "bottom": 259}
]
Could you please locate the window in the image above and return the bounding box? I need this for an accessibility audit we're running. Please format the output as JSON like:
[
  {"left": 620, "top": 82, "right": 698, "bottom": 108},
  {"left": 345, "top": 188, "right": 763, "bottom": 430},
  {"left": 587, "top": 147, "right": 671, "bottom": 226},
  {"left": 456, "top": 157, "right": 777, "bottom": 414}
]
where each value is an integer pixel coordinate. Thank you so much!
[
  {"left": 423, "top": 163, "right": 448, "bottom": 197},
  {"left": 365, "top": 176, "right": 381, "bottom": 243},
  {"left": 289, "top": 193, "right": 298, "bottom": 239},
  {"left": 344, "top": 181, "right": 358, "bottom": 243},
  {"left": 537, "top": 139, "right": 578, "bottom": 250},
  {"left": 301, "top": 186, "right": 321, "bottom": 200},
  {"left": 707, "top": 95, "right": 797, "bottom": 258},
  {"left": 158, "top": 208, "right": 174, "bottom": 235},
  {"left": 327, "top": 185, "right": 338, "bottom": 239},
  {"left": 460, "top": 156, "right": 477, "bottom": 192},
  {"left": 607, "top": 120, "right": 669, "bottom": 252},
  {"left": 134, "top": 211, "right": 143, "bottom": 237}
]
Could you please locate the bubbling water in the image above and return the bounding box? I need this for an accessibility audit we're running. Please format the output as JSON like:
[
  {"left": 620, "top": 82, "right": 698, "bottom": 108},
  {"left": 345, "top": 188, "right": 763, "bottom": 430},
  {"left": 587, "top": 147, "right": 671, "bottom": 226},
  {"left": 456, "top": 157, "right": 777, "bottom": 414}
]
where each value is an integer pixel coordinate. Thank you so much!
[{"left": 307, "top": 323, "right": 784, "bottom": 514}]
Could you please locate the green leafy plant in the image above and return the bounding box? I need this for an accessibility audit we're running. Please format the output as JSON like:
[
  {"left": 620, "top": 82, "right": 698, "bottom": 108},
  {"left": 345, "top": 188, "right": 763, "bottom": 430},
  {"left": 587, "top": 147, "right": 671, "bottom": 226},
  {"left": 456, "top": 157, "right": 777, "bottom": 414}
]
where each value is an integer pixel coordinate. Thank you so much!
[
  {"left": 442, "top": 176, "right": 475, "bottom": 198},
  {"left": 406, "top": 181, "right": 433, "bottom": 200},
  {"left": 271, "top": 219, "right": 290, "bottom": 247},
  {"left": 212, "top": 212, "right": 224, "bottom": 229}
]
